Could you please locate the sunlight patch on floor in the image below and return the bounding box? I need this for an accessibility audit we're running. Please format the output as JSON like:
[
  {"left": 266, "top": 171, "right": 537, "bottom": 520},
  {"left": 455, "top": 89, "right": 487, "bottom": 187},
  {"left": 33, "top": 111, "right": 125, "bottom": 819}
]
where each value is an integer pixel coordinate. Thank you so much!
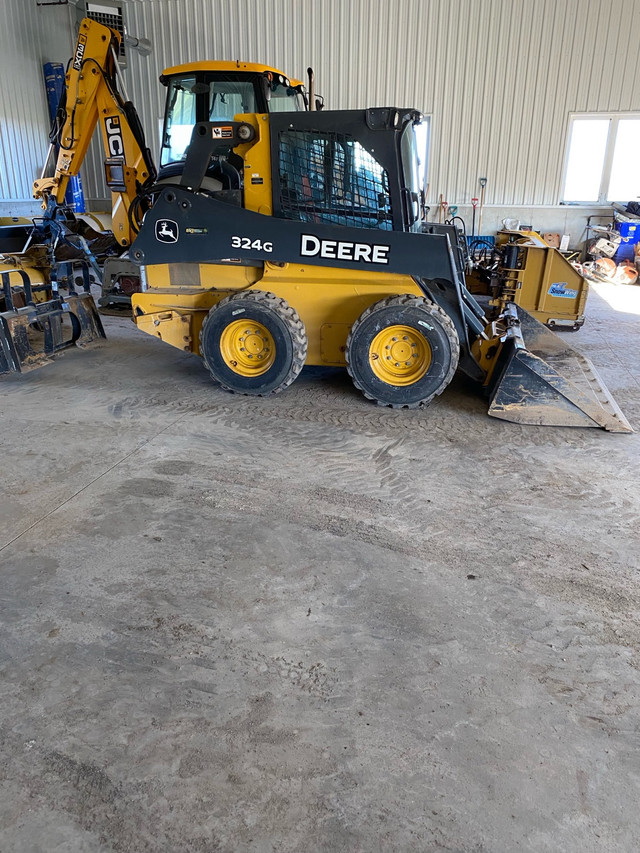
[{"left": 591, "top": 281, "right": 640, "bottom": 316}]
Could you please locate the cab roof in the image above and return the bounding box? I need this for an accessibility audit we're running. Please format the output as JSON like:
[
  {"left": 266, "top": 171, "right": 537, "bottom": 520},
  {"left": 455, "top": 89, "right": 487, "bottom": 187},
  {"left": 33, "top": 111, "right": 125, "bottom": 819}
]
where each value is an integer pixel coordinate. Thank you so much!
[{"left": 161, "top": 60, "right": 298, "bottom": 83}]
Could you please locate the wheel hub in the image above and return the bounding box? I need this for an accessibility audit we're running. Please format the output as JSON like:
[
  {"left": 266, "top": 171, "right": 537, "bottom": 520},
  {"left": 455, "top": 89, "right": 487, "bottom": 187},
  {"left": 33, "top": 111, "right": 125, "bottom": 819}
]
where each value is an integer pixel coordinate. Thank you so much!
[
  {"left": 369, "top": 324, "right": 432, "bottom": 386},
  {"left": 220, "top": 319, "right": 275, "bottom": 376}
]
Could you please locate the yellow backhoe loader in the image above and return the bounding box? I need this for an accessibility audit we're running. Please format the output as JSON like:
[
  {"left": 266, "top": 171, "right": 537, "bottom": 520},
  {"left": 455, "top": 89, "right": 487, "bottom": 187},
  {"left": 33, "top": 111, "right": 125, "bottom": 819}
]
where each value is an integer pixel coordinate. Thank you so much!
[
  {"left": 0, "top": 16, "right": 308, "bottom": 372},
  {"left": 29, "top": 18, "right": 310, "bottom": 310}
]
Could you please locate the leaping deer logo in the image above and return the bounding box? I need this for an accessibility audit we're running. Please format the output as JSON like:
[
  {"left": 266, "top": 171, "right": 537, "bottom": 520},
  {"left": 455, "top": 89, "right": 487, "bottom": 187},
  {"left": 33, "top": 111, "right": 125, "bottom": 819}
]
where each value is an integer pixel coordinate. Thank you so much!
[{"left": 156, "top": 219, "right": 179, "bottom": 243}]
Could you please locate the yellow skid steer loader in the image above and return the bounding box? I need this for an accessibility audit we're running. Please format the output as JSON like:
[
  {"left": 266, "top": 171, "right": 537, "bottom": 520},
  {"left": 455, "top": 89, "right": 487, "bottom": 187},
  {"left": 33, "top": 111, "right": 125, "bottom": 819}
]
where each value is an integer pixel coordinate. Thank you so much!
[{"left": 127, "top": 109, "right": 631, "bottom": 432}]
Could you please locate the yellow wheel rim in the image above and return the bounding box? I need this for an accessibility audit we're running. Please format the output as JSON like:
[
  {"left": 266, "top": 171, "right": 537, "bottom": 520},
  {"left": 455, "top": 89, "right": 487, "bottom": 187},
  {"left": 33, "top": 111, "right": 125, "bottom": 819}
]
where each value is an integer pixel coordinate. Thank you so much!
[
  {"left": 369, "top": 324, "right": 432, "bottom": 386},
  {"left": 219, "top": 319, "right": 275, "bottom": 377}
]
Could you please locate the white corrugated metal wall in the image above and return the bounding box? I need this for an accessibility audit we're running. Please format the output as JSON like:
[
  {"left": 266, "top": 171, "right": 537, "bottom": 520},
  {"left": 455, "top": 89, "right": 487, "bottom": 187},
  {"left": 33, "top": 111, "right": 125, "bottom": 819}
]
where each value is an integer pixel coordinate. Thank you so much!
[
  {"left": 2, "top": 0, "right": 640, "bottom": 216},
  {"left": 0, "top": 2, "right": 72, "bottom": 203}
]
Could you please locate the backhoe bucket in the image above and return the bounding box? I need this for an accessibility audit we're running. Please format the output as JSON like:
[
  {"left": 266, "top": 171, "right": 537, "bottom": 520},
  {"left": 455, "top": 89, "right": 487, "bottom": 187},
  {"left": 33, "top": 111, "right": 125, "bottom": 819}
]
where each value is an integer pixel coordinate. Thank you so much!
[
  {"left": 487, "top": 304, "right": 632, "bottom": 433},
  {"left": 0, "top": 266, "right": 105, "bottom": 375}
]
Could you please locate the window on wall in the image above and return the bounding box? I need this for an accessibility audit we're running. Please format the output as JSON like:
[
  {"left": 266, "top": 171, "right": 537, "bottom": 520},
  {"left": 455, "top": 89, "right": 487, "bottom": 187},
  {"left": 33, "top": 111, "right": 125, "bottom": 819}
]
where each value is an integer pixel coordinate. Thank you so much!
[{"left": 562, "top": 114, "right": 640, "bottom": 204}]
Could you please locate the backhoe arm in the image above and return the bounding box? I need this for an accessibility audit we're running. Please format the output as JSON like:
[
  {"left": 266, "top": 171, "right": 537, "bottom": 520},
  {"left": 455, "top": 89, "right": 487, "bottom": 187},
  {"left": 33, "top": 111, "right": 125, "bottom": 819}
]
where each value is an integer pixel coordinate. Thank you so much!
[{"left": 33, "top": 17, "right": 156, "bottom": 247}]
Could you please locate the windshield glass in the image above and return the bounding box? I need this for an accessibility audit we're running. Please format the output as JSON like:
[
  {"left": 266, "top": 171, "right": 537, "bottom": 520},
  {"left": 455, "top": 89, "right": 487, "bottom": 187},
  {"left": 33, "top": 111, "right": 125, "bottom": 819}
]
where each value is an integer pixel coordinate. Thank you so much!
[
  {"left": 161, "top": 75, "right": 197, "bottom": 165},
  {"left": 161, "top": 73, "right": 268, "bottom": 167},
  {"left": 161, "top": 74, "right": 258, "bottom": 167},
  {"left": 400, "top": 120, "right": 429, "bottom": 226},
  {"left": 208, "top": 78, "right": 257, "bottom": 118},
  {"left": 400, "top": 123, "right": 422, "bottom": 197},
  {"left": 161, "top": 71, "right": 305, "bottom": 167},
  {"left": 269, "top": 81, "right": 305, "bottom": 113},
  {"left": 402, "top": 119, "right": 429, "bottom": 191}
]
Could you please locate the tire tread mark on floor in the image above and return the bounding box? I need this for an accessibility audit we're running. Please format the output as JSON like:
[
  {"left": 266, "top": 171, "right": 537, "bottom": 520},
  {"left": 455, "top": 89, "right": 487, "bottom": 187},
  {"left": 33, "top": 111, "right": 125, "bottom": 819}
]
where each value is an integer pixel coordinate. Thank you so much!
[{"left": 0, "top": 411, "right": 190, "bottom": 555}]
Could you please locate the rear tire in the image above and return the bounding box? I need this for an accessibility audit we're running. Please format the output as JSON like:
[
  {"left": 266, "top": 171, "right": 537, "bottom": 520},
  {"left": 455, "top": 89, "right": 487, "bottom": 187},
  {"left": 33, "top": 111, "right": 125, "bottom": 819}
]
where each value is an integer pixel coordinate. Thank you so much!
[
  {"left": 199, "top": 290, "right": 307, "bottom": 395},
  {"left": 346, "top": 295, "right": 459, "bottom": 408}
]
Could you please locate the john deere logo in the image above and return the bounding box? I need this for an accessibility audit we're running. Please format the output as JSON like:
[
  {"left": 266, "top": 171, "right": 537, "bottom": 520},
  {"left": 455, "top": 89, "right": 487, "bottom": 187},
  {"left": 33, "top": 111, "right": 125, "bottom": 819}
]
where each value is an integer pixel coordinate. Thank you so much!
[{"left": 156, "top": 220, "right": 179, "bottom": 243}]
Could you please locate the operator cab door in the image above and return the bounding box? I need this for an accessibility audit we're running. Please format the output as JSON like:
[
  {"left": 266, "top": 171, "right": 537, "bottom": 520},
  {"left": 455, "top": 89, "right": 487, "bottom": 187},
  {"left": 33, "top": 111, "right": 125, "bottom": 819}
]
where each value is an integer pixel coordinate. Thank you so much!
[{"left": 268, "top": 108, "right": 426, "bottom": 233}]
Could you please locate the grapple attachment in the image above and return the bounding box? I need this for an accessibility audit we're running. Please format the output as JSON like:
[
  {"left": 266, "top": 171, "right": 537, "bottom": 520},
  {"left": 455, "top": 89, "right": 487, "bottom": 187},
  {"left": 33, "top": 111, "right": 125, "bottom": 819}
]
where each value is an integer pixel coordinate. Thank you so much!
[
  {"left": 487, "top": 304, "right": 632, "bottom": 433},
  {"left": 0, "top": 264, "right": 105, "bottom": 375}
]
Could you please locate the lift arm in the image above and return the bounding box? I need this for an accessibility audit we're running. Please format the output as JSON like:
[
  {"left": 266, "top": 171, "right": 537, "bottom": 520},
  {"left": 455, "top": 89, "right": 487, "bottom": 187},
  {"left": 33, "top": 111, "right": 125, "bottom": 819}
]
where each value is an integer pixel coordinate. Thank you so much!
[{"left": 33, "top": 17, "right": 156, "bottom": 247}]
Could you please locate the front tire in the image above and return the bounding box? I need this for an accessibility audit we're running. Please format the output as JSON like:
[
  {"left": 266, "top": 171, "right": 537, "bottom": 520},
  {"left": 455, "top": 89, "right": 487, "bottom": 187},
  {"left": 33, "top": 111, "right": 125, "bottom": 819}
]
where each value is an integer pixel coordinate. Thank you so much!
[
  {"left": 199, "top": 290, "right": 307, "bottom": 395},
  {"left": 346, "top": 295, "right": 459, "bottom": 408}
]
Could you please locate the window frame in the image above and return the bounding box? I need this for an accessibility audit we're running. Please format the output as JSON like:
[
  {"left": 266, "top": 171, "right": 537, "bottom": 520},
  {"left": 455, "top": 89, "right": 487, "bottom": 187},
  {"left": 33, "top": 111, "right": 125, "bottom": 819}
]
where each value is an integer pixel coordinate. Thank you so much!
[
  {"left": 561, "top": 112, "right": 640, "bottom": 205},
  {"left": 413, "top": 114, "right": 431, "bottom": 198}
]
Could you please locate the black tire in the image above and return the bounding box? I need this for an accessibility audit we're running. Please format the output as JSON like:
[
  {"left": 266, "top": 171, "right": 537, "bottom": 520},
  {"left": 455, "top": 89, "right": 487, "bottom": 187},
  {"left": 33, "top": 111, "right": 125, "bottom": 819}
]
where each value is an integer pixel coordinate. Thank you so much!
[
  {"left": 346, "top": 295, "right": 459, "bottom": 408},
  {"left": 199, "top": 290, "right": 307, "bottom": 395}
]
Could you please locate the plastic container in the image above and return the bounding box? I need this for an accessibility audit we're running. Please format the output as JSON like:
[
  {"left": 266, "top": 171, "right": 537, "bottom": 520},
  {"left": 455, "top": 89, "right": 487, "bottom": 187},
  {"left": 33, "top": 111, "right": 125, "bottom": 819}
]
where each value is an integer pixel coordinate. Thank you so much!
[
  {"left": 466, "top": 235, "right": 496, "bottom": 253},
  {"left": 617, "top": 221, "right": 640, "bottom": 243},
  {"left": 614, "top": 242, "right": 636, "bottom": 262},
  {"left": 43, "top": 62, "right": 86, "bottom": 213}
]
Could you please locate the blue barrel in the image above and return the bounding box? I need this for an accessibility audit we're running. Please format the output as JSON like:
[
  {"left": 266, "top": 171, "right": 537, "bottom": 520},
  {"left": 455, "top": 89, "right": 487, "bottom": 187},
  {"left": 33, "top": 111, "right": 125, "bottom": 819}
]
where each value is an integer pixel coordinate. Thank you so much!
[{"left": 43, "top": 62, "right": 86, "bottom": 213}]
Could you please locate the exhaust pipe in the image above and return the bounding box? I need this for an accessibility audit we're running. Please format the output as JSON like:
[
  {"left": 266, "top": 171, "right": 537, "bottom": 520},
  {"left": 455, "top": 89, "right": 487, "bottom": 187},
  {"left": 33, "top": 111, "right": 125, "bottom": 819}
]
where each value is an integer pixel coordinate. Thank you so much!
[{"left": 307, "top": 67, "right": 316, "bottom": 111}]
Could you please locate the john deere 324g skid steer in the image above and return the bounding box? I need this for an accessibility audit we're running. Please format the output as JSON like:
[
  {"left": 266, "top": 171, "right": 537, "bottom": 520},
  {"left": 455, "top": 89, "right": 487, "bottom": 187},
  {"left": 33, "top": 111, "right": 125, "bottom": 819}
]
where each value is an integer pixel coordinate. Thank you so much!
[{"left": 128, "top": 107, "right": 631, "bottom": 432}]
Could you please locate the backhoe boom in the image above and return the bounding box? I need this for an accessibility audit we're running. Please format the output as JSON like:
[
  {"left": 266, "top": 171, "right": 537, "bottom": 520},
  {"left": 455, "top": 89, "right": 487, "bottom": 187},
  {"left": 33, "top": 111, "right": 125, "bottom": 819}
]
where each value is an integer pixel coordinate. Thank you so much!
[{"left": 33, "top": 17, "right": 156, "bottom": 247}]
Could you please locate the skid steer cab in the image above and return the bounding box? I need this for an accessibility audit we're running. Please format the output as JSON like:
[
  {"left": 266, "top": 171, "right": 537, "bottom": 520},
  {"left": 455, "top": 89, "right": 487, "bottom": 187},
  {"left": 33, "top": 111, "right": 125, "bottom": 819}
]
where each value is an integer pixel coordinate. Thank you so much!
[{"left": 129, "top": 108, "right": 631, "bottom": 432}]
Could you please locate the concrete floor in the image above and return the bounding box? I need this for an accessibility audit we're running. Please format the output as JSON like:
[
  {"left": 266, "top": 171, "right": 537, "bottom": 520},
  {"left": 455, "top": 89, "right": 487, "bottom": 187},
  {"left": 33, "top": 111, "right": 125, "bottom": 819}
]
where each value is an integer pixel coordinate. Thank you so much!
[{"left": 1, "top": 281, "right": 639, "bottom": 852}]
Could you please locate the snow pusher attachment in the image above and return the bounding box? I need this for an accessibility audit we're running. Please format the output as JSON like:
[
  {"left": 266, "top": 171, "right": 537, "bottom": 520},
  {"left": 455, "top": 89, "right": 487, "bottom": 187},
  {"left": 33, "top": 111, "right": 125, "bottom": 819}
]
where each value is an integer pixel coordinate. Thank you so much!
[
  {"left": 485, "top": 303, "right": 632, "bottom": 433},
  {"left": 0, "top": 263, "right": 105, "bottom": 375}
]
